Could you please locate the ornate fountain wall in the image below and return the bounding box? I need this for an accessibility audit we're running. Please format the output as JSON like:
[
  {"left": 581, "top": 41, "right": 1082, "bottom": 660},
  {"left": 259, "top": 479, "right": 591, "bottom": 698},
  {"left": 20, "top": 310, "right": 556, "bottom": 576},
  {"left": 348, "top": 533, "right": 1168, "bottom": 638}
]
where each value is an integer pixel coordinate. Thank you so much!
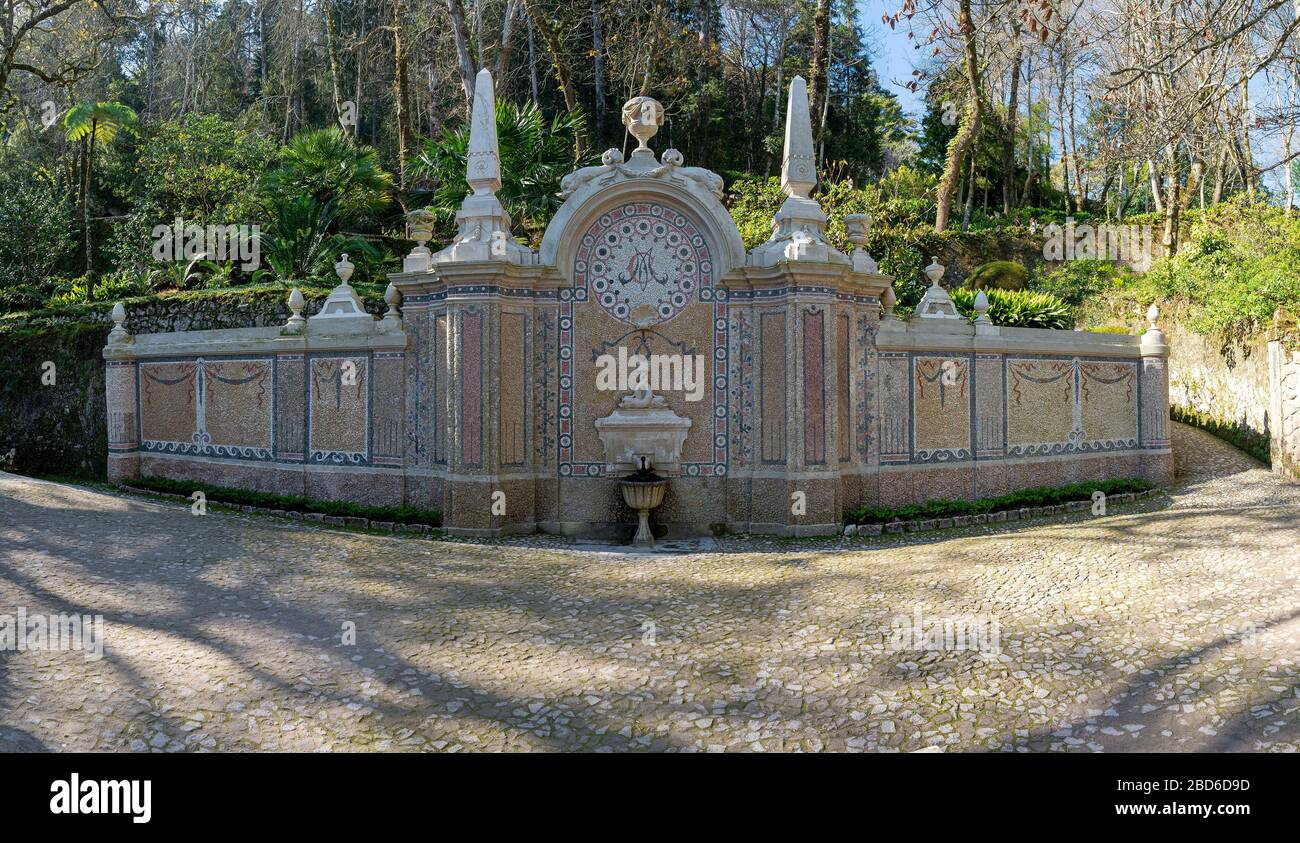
[{"left": 103, "top": 72, "right": 1172, "bottom": 538}]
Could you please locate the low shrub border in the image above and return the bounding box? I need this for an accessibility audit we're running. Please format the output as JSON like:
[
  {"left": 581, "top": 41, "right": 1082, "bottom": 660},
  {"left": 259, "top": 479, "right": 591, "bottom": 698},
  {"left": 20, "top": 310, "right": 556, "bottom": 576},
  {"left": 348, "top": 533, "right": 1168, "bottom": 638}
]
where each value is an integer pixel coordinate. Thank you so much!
[
  {"left": 1170, "top": 405, "right": 1270, "bottom": 466},
  {"left": 845, "top": 476, "right": 1155, "bottom": 534},
  {"left": 118, "top": 475, "right": 442, "bottom": 530}
]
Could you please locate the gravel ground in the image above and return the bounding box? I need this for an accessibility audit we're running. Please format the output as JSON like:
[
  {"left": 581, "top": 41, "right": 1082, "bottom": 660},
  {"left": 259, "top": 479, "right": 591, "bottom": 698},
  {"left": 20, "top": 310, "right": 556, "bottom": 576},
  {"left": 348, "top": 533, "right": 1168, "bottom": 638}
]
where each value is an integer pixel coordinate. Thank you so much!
[{"left": 0, "top": 421, "right": 1296, "bottom": 752}]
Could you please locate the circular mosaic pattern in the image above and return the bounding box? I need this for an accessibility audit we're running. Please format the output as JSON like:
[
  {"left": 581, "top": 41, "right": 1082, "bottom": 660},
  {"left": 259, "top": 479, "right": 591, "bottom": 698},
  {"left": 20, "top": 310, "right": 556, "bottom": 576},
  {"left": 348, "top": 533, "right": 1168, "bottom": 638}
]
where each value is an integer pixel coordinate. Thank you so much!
[{"left": 575, "top": 203, "right": 711, "bottom": 325}]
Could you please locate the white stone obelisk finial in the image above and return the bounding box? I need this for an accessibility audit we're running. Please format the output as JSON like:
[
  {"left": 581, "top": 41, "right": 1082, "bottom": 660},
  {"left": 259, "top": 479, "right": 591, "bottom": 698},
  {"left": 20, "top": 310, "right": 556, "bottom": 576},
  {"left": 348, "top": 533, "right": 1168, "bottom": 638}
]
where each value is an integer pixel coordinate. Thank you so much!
[
  {"left": 781, "top": 76, "right": 817, "bottom": 201},
  {"left": 748, "top": 75, "right": 843, "bottom": 267},
  {"left": 467, "top": 67, "right": 502, "bottom": 196},
  {"left": 431, "top": 67, "right": 532, "bottom": 265}
]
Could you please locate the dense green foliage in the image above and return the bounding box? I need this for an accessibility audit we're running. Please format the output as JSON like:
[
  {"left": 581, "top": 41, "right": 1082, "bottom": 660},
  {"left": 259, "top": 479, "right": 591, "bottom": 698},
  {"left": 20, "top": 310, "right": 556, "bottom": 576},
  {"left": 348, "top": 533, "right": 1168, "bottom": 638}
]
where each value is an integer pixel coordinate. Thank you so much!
[
  {"left": 123, "top": 474, "right": 442, "bottom": 528},
  {"left": 1094, "top": 202, "right": 1300, "bottom": 345},
  {"left": 408, "top": 100, "right": 594, "bottom": 243},
  {"left": 846, "top": 477, "right": 1154, "bottom": 525},
  {"left": 949, "top": 287, "right": 1073, "bottom": 329}
]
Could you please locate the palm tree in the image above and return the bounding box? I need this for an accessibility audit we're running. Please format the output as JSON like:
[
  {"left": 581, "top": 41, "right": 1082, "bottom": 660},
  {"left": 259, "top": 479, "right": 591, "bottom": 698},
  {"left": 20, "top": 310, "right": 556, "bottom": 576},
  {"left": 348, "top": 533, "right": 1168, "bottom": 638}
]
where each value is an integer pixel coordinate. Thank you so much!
[
  {"left": 408, "top": 99, "right": 594, "bottom": 243},
  {"left": 262, "top": 128, "right": 394, "bottom": 224},
  {"left": 63, "top": 101, "right": 138, "bottom": 275}
]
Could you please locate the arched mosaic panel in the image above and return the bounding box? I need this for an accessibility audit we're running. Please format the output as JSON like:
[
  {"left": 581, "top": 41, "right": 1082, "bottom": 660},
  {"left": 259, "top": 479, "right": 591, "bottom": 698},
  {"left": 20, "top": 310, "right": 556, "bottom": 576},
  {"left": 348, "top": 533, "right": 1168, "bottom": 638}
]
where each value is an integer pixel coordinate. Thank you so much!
[
  {"left": 575, "top": 204, "right": 710, "bottom": 324},
  {"left": 558, "top": 200, "right": 729, "bottom": 477}
]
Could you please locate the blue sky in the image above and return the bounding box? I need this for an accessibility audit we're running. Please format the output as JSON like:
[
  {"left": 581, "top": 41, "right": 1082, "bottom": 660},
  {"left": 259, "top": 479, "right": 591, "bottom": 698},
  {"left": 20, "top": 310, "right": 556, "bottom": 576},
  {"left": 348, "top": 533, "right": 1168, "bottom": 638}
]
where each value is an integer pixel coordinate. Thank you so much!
[{"left": 859, "top": 0, "right": 927, "bottom": 118}]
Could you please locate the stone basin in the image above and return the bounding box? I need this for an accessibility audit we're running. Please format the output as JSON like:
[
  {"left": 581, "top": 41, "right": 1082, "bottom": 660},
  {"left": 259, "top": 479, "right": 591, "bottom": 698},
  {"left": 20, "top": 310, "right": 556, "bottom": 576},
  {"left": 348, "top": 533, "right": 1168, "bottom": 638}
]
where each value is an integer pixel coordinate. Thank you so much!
[{"left": 620, "top": 477, "right": 667, "bottom": 547}]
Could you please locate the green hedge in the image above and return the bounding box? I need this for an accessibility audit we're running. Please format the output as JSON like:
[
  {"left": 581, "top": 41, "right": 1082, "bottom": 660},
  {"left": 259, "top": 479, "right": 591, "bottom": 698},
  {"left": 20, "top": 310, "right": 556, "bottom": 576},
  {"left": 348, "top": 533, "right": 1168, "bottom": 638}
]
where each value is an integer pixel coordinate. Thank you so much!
[
  {"left": 847, "top": 476, "right": 1153, "bottom": 525},
  {"left": 122, "top": 474, "right": 442, "bottom": 527}
]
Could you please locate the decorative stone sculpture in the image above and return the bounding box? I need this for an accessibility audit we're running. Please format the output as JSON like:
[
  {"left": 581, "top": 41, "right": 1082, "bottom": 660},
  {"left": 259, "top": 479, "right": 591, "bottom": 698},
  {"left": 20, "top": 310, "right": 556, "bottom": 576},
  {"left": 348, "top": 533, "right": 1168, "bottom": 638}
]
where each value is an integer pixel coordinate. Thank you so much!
[
  {"left": 308, "top": 253, "right": 373, "bottom": 332},
  {"left": 880, "top": 284, "right": 899, "bottom": 324},
  {"left": 403, "top": 209, "right": 436, "bottom": 272},
  {"left": 553, "top": 95, "right": 724, "bottom": 212},
  {"left": 914, "top": 257, "right": 962, "bottom": 320},
  {"left": 973, "top": 288, "right": 998, "bottom": 335},
  {"left": 594, "top": 405, "right": 693, "bottom": 477},
  {"left": 748, "top": 76, "right": 846, "bottom": 267},
  {"left": 1141, "top": 303, "right": 1166, "bottom": 355},
  {"left": 283, "top": 287, "right": 306, "bottom": 334},
  {"left": 107, "top": 302, "right": 131, "bottom": 344},
  {"left": 623, "top": 96, "right": 665, "bottom": 150},
  {"left": 845, "top": 213, "right": 878, "bottom": 274},
  {"left": 380, "top": 282, "right": 402, "bottom": 332},
  {"left": 432, "top": 68, "right": 532, "bottom": 264}
]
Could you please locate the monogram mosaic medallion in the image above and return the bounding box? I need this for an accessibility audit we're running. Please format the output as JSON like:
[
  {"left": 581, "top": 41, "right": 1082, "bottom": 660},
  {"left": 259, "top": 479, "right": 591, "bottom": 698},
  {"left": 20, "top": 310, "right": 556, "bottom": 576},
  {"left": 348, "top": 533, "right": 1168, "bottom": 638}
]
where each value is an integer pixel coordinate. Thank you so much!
[{"left": 575, "top": 202, "right": 711, "bottom": 325}]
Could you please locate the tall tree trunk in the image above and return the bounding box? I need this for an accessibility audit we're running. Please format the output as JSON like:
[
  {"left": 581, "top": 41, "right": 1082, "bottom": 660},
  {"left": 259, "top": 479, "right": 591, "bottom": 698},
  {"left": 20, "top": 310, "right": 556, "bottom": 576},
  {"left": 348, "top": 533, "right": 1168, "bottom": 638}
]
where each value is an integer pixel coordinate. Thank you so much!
[
  {"left": 1057, "top": 77, "right": 1070, "bottom": 213},
  {"left": 1241, "top": 79, "right": 1256, "bottom": 202},
  {"left": 494, "top": 0, "right": 521, "bottom": 86},
  {"left": 935, "top": 0, "right": 982, "bottom": 233},
  {"left": 1020, "top": 56, "right": 1034, "bottom": 203},
  {"left": 1162, "top": 144, "right": 1181, "bottom": 256},
  {"left": 526, "top": 14, "right": 540, "bottom": 107},
  {"left": 522, "top": 0, "right": 578, "bottom": 114},
  {"left": 323, "top": 1, "right": 344, "bottom": 121},
  {"left": 1147, "top": 158, "right": 1163, "bottom": 213},
  {"left": 80, "top": 134, "right": 91, "bottom": 275},
  {"left": 393, "top": 0, "right": 412, "bottom": 189},
  {"left": 808, "top": 0, "right": 830, "bottom": 144},
  {"left": 592, "top": 0, "right": 605, "bottom": 138},
  {"left": 353, "top": 0, "right": 366, "bottom": 139},
  {"left": 442, "top": 0, "right": 476, "bottom": 109},
  {"left": 1002, "top": 31, "right": 1022, "bottom": 215},
  {"left": 767, "top": 25, "right": 788, "bottom": 177}
]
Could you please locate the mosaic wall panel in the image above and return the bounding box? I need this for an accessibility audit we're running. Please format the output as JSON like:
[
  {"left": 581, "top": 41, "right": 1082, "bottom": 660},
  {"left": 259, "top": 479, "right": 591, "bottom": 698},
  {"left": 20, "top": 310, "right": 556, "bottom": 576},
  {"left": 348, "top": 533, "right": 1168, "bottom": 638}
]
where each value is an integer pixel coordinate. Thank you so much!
[
  {"left": 854, "top": 313, "right": 875, "bottom": 463},
  {"left": 309, "top": 356, "right": 368, "bottom": 464},
  {"left": 372, "top": 353, "right": 405, "bottom": 466},
  {"left": 759, "top": 310, "right": 786, "bottom": 464},
  {"left": 500, "top": 311, "right": 527, "bottom": 467},
  {"left": 837, "top": 314, "right": 850, "bottom": 462},
  {"left": 1006, "top": 358, "right": 1076, "bottom": 453},
  {"left": 106, "top": 361, "right": 137, "bottom": 450},
  {"left": 1141, "top": 357, "right": 1170, "bottom": 445},
  {"left": 878, "top": 354, "right": 910, "bottom": 462},
  {"left": 434, "top": 313, "right": 448, "bottom": 464},
  {"left": 140, "top": 362, "right": 197, "bottom": 445},
  {"left": 532, "top": 308, "right": 557, "bottom": 467},
  {"left": 203, "top": 360, "right": 273, "bottom": 451},
  {"left": 276, "top": 356, "right": 305, "bottom": 460},
  {"left": 913, "top": 356, "right": 971, "bottom": 462},
  {"left": 139, "top": 358, "right": 275, "bottom": 459},
  {"left": 729, "top": 307, "right": 756, "bottom": 467},
  {"left": 460, "top": 308, "right": 484, "bottom": 467},
  {"left": 403, "top": 308, "right": 431, "bottom": 468},
  {"left": 974, "top": 354, "right": 1004, "bottom": 457},
  {"left": 1007, "top": 357, "right": 1139, "bottom": 456},
  {"left": 563, "top": 200, "right": 727, "bottom": 477},
  {"left": 1080, "top": 361, "right": 1138, "bottom": 443},
  {"left": 802, "top": 308, "right": 826, "bottom": 464}
]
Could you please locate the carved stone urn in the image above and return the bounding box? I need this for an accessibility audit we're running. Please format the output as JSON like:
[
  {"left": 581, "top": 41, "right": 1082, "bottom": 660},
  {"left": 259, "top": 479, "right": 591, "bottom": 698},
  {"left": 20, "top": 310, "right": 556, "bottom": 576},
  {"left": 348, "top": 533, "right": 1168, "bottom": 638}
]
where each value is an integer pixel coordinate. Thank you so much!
[{"left": 619, "top": 467, "right": 667, "bottom": 547}]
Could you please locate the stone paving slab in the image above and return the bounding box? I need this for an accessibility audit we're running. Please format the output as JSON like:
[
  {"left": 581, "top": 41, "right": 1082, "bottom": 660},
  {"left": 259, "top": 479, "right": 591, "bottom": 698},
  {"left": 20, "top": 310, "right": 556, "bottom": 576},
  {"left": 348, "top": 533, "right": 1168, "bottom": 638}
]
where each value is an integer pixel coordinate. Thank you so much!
[{"left": 0, "top": 422, "right": 1297, "bottom": 752}]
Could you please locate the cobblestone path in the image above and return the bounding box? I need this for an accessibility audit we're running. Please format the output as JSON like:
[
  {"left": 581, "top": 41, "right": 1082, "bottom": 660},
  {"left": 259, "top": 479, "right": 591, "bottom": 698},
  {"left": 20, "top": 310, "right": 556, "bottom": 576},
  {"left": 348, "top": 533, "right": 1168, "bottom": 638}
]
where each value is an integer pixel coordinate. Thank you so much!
[{"left": 1, "top": 422, "right": 1297, "bottom": 752}]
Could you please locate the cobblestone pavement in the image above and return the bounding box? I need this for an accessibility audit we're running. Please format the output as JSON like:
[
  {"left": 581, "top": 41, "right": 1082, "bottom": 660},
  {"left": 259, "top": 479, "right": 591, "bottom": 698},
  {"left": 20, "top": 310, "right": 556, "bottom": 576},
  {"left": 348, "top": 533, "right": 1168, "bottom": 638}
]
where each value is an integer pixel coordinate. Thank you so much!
[{"left": 1, "top": 422, "right": 1297, "bottom": 752}]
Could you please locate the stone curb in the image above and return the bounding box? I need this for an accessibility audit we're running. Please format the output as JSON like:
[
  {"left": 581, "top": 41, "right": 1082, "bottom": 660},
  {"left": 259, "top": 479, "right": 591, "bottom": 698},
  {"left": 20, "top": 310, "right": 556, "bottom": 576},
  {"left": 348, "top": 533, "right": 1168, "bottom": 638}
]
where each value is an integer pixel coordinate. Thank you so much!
[
  {"left": 841, "top": 488, "right": 1163, "bottom": 538},
  {"left": 117, "top": 485, "right": 441, "bottom": 536}
]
